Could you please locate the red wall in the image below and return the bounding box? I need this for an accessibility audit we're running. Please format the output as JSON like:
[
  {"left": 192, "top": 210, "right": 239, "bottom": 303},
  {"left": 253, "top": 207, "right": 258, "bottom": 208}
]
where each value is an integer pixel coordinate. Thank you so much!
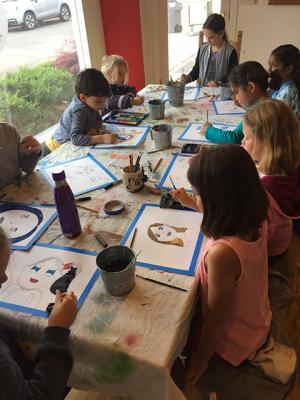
[{"left": 100, "top": 0, "right": 145, "bottom": 90}]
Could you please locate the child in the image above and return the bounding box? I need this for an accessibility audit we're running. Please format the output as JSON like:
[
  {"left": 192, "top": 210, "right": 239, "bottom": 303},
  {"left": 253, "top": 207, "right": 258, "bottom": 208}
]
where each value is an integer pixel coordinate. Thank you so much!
[
  {"left": 43, "top": 68, "right": 117, "bottom": 156},
  {"left": 269, "top": 44, "right": 300, "bottom": 116},
  {"left": 180, "top": 13, "right": 238, "bottom": 87},
  {"left": 202, "top": 61, "right": 269, "bottom": 143},
  {"left": 0, "top": 123, "right": 41, "bottom": 189},
  {"left": 173, "top": 145, "right": 272, "bottom": 385},
  {"left": 242, "top": 99, "right": 300, "bottom": 232},
  {"left": 0, "top": 227, "right": 78, "bottom": 398},
  {"left": 101, "top": 55, "right": 144, "bottom": 113}
]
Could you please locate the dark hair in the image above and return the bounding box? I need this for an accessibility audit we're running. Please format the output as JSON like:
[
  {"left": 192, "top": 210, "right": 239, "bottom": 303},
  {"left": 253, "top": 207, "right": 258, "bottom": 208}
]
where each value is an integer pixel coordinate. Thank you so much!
[
  {"left": 203, "top": 13, "right": 227, "bottom": 41},
  {"left": 187, "top": 145, "right": 268, "bottom": 239},
  {"left": 229, "top": 61, "right": 269, "bottom": 92},
  {"left": 75, "top": 68, "right": 110, "bottom": 97},
  {"left": 271, "top": 44, "right": 300, "bottom": 94}
]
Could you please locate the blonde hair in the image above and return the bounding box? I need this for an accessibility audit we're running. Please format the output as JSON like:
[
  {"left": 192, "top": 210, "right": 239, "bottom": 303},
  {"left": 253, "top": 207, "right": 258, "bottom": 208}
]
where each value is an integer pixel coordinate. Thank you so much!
[
  {"left": 101, "top": 55, "right": 128, "bottom": 83},
  {"left": 244, "top": 99, "right": 300, "bottom": 175}
]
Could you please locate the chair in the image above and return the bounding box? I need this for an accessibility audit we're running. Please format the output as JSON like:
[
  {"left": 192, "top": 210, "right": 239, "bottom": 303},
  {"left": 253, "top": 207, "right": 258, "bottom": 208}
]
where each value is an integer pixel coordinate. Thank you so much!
[{"left": 199, "top": 30, "right": 243, "bottom": 62}]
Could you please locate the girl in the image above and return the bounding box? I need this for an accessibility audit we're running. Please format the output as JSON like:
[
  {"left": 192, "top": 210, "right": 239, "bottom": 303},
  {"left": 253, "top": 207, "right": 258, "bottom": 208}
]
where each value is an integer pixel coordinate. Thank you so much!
[
  {"left": 101, "top": 55, "right": 144, "bottom": 113},
  {"left": 269, "top": 44, "right": 300, "bottom": 116},
  {"left": 242, "top": 99, "right": 300, "bottom": 232},
  {"left": 174, "top": 145, "right": 272, "bottom": 385},
  {"left": 202, "top": 61, "right": 269, "bottom": 143},
  {"left": 0, "top": 227, "right": 78, "bottom": 398},
  {"left": 180, "top": 13, "right": 238, "bottom": 87}
]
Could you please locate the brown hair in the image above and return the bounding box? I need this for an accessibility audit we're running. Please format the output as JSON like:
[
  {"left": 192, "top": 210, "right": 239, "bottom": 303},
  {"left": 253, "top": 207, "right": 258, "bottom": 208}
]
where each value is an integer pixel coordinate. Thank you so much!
[
  {"left": 203, "top": 13, "right": 227, "bottom": 42},
  {"left": 187, "top": 145, "right": 268, "bottom": 239},
  {"left": 244, "top": 99, "right": 300, "bottom": 175},
  {"left": 147, "top": 223, "right": 187, "bottom": 247}
]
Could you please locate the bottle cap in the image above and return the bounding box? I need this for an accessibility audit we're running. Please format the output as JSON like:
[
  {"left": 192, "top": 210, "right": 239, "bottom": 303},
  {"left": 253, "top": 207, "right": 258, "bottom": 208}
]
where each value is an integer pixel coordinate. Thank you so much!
[{"left": 52, "top": 170, "right": 66, "bottom": 181}]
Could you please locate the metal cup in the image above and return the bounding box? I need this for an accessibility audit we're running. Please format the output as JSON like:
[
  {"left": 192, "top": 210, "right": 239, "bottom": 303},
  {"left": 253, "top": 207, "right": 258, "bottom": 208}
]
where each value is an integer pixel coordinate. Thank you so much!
[
  {"left": 151, "top": 124, "right": 173, "bottom": 149},
  {"left": 148, "top": 99, "right": 165, "bottom": 120}
]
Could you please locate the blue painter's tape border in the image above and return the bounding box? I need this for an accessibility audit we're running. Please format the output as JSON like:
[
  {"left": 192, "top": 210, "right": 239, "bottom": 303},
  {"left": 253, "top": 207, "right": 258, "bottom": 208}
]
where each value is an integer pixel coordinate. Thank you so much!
[
  {"left": 0, "top": 243, "right": 100, "bottom": 318},
  {"left": 120, "top": 203, "right": 203, "bottom": 276},
  {"left": 212, "top": 100, "right": 245, "bottom": 115},
  {"left": 92, "top": 126, "right": 151, "bottom": 149},
  {"left": 40, "top": 153, "right": 117, "bottom": 196}
]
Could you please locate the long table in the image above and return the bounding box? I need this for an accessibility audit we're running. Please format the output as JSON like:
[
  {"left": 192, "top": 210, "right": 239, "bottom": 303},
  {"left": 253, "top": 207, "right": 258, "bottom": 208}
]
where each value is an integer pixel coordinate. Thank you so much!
[{"left": 0, "top": 86, "right": 241, "bottom": 400}]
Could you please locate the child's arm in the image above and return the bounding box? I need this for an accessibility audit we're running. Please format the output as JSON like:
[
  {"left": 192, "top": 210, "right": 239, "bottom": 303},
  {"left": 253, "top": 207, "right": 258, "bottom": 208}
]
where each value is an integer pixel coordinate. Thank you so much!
[
  {"left": 185, "top": 243, "right": 240, "bottom": 387},
  {"left": 170, "top": 188, "right": 199, "bottom": 210},
  {"left": 106, "top": 93, "right": 144, "bottom": 111},
  {"left": 90, "top": 133, "right": 118, "bottom": 145},
  {"left": 204, "top": 120, "right": 243, "bottom": 144}
]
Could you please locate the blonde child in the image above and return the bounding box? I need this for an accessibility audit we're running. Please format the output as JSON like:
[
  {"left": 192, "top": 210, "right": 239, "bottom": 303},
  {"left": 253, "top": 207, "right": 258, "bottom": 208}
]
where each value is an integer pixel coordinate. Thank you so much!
[
  {"left": 101, "top": 55, "right": 144, "bottom": 113},
  {"left": 0, "top": 227, "right": 78, "bottom": 398},
  {"left": 242, "top": 99, "right": 300, "bottom": 233},
  {"left": 173, "top": 145, "right": 272, "bottom": 386},
  {"left": 202, "top": 61, "right": 269, "bottom": 143},
  {"left": 269, "top": 44, "right": 300, "bottom": 116}
]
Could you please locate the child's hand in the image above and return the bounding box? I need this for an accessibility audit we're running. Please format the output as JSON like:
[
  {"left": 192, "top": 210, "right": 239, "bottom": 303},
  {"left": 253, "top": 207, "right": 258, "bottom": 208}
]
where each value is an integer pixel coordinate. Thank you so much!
[
  {"left": 87, "top": 128, "right": 99, "bottom": 136},
  {"left": 48, "top": 290, "right": 78, "bottom": 329},
  {"left": 207, "top": 81, "right": 218, "bottom": 87},
  {"left": 201, "top": 122, "right": 211, "bottom": 134},
  {"left": 170, "top": 188, "right": 198, "bottom": 209},
  {"left": 132, "top": 96, "right": 144, "bottom": 106},
  {"left": 180, "top": 74, "right": 190, "bottom": 84},
  {"left": 20, "top": 135, "right": 41, "bottom": 154}
]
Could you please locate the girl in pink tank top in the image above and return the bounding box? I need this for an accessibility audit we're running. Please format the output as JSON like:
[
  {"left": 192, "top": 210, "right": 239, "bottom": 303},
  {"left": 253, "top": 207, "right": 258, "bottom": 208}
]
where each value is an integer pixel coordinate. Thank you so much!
[{"left": 172, "top": 145, "right": 272, "bottom": 387}]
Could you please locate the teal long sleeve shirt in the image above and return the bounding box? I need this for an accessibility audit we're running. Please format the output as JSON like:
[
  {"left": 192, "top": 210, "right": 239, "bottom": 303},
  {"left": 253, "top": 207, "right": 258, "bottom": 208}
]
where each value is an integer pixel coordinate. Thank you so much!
[{"left": 205, "top": 120, "right": 243, "bottom": 144}]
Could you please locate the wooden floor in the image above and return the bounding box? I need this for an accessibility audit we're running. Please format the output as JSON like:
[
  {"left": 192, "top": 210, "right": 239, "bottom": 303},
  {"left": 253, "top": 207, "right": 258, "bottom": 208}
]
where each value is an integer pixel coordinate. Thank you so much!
[{"left": 66, "top": 232, "right": 300, "bottom": 400}]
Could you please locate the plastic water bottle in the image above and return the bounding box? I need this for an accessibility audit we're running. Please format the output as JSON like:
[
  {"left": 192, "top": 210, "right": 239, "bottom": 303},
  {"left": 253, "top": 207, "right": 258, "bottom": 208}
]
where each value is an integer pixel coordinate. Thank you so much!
[{"left": 52, "top": 170, "right": 81, "bottom": 238}]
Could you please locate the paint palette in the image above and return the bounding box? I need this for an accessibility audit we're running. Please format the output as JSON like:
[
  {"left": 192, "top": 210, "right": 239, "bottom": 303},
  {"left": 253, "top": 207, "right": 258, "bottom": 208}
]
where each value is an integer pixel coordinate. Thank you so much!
[{"left": 103, "top": 110, "right": 148, "bottom": 126}]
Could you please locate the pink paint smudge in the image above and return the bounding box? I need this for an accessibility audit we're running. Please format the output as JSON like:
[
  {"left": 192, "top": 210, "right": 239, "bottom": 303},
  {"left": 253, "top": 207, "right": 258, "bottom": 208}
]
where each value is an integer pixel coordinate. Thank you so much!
[{"left": 125, "top": 334, "right": 137, "bottom": 346}]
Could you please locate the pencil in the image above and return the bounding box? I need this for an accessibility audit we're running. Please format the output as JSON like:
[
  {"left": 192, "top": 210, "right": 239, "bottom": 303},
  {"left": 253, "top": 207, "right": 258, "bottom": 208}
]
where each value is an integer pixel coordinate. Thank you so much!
[
  {"left": 206, "top": 109, "right": 208, "bottom": 123},
  {"left": 153, "top": 158, "right": 163, "bottom": 173},
  {"left": 129, "top": 227, "right": 137, "bottom": 249},
  {"left": 129, "top": 154, "right": 134, "bottom": 173},
  {"left": 76, "top": 203, "right": 98, "bottom": 213},
  {"left": 169, "top": 175, "right": 177, "bottom": 190}
]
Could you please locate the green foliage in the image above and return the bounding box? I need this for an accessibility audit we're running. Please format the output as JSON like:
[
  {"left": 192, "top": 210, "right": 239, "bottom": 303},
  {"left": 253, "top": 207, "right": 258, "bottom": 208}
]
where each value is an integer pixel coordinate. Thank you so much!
[{"left": 0, "top": 63, "right": 74, "bottom": 137}]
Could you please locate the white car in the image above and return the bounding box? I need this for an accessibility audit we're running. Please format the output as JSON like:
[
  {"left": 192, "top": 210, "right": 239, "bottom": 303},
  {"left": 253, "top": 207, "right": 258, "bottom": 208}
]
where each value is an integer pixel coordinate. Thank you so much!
[{"left": 1, "top": 0, "right": 71, "bottom": 30}]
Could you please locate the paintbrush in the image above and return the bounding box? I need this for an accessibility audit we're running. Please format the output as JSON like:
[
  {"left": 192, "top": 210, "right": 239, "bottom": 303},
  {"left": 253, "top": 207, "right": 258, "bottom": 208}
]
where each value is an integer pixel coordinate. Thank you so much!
[
  {"left": 169, "top": 175, "right": 177, "bottom": 190},
  {"left": 153, "top": 158, "right": 163, "bottom": 173},
  {"left": 134, "top": 153, "right": 142, "bottom": 172},
  {"left": 129, "top": 154, "right": 134, "bottom": 173},
  {"left": 129, "top": 227, "right": 138, "bottom": 249},
  {"left": 76, "top": 203, "right": 98, "bottom": 213},
  {"left": 147, "top": 160, "right": 153, "bottom": 172},
  {"left": 136, "top": 274, "right": 188, "bottom": 292},
  {"left": 206, "top": 109, "right": 209, "bottom": 123}
]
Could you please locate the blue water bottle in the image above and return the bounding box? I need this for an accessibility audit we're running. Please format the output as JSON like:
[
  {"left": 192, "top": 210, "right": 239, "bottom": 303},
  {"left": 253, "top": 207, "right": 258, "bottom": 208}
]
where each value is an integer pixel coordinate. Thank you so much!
[{"left": 52, "top": 170, "right": 81, "bottom": 238}]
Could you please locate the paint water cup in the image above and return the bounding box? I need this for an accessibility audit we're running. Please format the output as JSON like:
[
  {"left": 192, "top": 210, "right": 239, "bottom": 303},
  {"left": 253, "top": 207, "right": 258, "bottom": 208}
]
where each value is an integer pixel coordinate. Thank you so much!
[
  {"left": 219, "top": 86, "right": 232, "bottom": 100},
  {"left": 122, "top": 166, "right": 146, "bottom": 192},
  {"left": 167, "top": 84, "right": 185, "bottom": 107},
  {"left": 151, "top": 124, "right": 173, "bottom": 150},
  {"left": 148, "top": 99, "right": 165, "bottom": 120},
  {"left": 96, "top": 245, "right": 136, "bottom": 296}
]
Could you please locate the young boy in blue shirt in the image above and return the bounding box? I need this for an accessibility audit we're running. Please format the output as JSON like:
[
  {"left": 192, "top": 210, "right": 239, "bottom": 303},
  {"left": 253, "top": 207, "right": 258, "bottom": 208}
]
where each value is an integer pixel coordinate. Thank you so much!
[{"left": 43, "top": 68, "right": 117, "bottom": 156}]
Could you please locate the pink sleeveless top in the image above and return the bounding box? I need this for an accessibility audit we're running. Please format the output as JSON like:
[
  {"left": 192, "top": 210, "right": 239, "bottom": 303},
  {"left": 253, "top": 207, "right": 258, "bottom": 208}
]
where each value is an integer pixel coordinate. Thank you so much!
[
  {"left": 267, "top": 192, "right": 292, "bottom": 256},
  {"left": 199, "top": 221, "right": 272, "bottom": 366}
]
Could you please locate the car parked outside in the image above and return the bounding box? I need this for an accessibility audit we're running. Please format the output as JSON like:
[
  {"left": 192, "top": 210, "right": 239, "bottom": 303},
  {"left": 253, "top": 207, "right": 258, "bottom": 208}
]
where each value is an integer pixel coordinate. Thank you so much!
[{"left": 1, "top": 0, "right": 71, "bottom": 30}]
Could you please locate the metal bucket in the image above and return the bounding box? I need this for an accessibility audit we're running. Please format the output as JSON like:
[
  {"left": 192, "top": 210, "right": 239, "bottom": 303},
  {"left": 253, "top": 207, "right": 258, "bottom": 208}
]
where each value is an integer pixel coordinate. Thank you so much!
[
  {"left": 148, "top": 99, "right": 165, "bottom": 119},
  {"left": 167, "top": 85, "right": 184, "bottom": 107},
  {"left": 96, "top": 246, "right": 136, "bottom": 296},
  {"left": 151, "top": 124, "right": 173, "bottom": 149}
]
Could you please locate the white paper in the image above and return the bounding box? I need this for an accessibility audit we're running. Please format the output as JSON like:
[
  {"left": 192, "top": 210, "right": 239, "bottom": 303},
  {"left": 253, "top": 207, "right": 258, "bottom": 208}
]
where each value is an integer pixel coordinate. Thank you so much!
[
  {"left": 93, "top": 125, "right": 149, "bottom": 149},
  {"left": 213, "top": 100, "right": 245, "bottom": 115},
  {"left": 0, "top": 244, "right": 98, "bottom": 315},
  {"left": 0, "top": 203, "right": 56, "bottom": 250},
  {"left": 179, "top": 122, "right": 236, "bottom": 142},
  {"left": 160, "top": 155, "right": 192, "bottom": 191},
  {"left": 123, "top": 206, "right": 202, "bottom": 272},
  {"left": 184, "top": 87, "right": 199, "bottom": 101}
]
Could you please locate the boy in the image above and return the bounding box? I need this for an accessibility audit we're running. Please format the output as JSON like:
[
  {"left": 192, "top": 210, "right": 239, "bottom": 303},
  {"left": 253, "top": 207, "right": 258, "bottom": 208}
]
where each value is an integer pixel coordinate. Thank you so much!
[
  {"left": 0, "top": 123, "right": 41, "bottom": 189},
  {"left": 43, "top": 68, "right": 117, "bottom": 156}
]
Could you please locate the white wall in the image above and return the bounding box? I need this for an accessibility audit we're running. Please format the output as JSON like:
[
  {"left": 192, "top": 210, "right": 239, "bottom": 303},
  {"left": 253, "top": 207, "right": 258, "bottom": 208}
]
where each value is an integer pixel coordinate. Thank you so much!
[{"left": 226, "top": 0, "right": 300, "bottom": 68}]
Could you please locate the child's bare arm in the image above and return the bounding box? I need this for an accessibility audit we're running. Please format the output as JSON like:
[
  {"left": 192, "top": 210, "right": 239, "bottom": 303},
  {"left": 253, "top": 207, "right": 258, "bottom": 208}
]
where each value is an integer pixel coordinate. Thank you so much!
[
  {"left": 132, "top": 95, "right": 144, "bottom": 106},
  {"left": 90, "top": 133, "right": 118, "bottom": 145}
]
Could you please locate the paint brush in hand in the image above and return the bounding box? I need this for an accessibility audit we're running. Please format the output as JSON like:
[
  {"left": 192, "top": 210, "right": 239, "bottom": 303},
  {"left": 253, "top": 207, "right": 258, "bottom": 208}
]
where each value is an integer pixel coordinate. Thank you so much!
[{"left": 169, "top": 175, "right": 177, "bottom": 190}]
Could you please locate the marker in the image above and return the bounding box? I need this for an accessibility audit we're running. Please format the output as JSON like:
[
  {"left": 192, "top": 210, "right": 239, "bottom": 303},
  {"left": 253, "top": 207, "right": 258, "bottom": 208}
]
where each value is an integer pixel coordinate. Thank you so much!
[
  {"left": 95, "top": 233, "right": 108, "bottom": 248},
  {"left": 104, "top": 179, "right": 123, "bottom": 190}
]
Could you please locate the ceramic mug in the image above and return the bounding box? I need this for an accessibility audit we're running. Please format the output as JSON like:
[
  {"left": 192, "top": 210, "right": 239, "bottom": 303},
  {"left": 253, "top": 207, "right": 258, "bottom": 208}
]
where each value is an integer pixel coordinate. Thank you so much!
[{"left": 122, "top": 166, "right": 146, "bottom": 192}]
